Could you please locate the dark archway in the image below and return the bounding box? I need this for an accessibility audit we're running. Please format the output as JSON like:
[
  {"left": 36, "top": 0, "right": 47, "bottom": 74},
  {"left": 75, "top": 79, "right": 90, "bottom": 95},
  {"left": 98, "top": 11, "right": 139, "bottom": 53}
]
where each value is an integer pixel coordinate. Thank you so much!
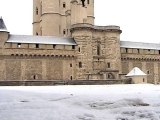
[{"left": 107, "top": 73, "right": 115, "bottom": 79}]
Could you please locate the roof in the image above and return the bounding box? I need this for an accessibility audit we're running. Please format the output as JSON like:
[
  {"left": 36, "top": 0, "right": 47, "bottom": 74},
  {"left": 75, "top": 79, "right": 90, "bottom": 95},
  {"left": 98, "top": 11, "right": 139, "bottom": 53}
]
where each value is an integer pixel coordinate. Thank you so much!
[
  {"left": 0, "top": 17, "right": 7, "bottom": 32},
  {"left": 126, "top": 67, "right": 146, "bottom": 77},
  {"left": 6, "top": 34, "right": 77, "bottom": 45},
  {"left": 120, "top": 41, "right": 160, "bottom": 50}
]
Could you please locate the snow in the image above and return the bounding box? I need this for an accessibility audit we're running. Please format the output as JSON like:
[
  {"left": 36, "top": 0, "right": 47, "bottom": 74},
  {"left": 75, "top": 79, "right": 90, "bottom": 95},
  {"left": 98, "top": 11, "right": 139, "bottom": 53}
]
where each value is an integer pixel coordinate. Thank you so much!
[
  {"left": 126, "top": 67, "right": 146, "bottom": 77},
  {"left": 0, "top": 84, "right": 160, "bottom": 120}
]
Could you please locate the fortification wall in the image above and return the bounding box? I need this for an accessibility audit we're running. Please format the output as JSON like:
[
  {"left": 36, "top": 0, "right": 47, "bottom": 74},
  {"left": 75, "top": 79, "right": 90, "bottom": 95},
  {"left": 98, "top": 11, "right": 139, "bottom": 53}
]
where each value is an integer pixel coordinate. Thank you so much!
[{"left": 121, "top": 48, "right": 160, "bottom": 84}]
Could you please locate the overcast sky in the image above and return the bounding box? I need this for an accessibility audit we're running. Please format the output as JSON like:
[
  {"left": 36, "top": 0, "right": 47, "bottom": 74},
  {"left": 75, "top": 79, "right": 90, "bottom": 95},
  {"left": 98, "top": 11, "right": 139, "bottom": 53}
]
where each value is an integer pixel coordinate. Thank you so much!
[{"left": 0, "top": 0, "right": 160, "bottom": 43}]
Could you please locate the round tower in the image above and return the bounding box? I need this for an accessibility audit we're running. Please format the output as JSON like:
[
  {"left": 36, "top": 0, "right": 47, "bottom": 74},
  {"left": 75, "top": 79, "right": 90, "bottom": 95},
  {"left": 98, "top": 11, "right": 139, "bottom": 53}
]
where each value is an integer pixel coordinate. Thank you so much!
[
  {"left": 86, "top": 0, "right": 94, "bottom": 24},
  {"left": 33, "top": 0, "right": 95, "bottom": 36},
  {"left": 33, "top": 0, "right": 41, "bottom": 35},
  {"left": 40, "top": 0, "right": 61, "bottom": 36},
  {"left": 0, "top": 17, "right": 9, "bottom": 48}
]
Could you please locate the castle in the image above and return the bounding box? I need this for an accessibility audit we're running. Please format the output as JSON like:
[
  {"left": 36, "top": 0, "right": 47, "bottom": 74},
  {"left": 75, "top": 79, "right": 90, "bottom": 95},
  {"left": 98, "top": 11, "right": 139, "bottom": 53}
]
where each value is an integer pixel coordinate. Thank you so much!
[{"left": 0, "top": 0, "right": 160, "bottom": 84}]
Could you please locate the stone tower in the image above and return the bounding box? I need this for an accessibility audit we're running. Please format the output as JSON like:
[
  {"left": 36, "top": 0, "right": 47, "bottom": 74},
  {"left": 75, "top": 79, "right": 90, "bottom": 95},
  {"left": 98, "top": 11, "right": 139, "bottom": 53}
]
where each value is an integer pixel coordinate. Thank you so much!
[
  {"left": 0, "top": 17, "right": 9, "bottom": 48},
  {"left": 33, "top": 0, "right": 94, "bottom": 37}
]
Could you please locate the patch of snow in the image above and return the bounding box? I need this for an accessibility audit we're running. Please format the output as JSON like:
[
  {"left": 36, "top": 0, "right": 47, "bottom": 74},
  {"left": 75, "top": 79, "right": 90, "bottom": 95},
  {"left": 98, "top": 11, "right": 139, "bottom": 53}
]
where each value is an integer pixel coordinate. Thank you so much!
[{"left": 0, "top": 84, "right": 160, "bottom": 120}]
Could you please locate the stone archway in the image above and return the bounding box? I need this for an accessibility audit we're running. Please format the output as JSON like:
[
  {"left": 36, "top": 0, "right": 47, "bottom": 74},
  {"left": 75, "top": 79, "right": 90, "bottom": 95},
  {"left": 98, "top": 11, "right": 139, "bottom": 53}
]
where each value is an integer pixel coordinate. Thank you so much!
[{"left": 107, "top": 73, "right": 115, "bottom": 79}]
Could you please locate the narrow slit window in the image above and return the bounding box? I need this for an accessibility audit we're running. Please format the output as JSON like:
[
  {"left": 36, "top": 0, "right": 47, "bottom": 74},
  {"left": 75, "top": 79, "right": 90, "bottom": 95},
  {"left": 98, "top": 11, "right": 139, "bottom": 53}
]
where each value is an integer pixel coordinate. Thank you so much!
[
  {"left": 36, "top": 7, "right": 38, "bottom": 15},
  {"left": 107, "top": 63, "right": 111, "bottom": 68},
  {"left": 79, "top": 62, "right": 82, "bottom": 68},
  {"left": 125, "top": 48, "right": 128, "bottom": 53},
  {"left": 97, "top": 44, "right": 100, "bottom": 55},
  {"left": 63, "top": 3, "right": 66, "bottom": 8},
  {"left": 63, "top": 29, "right": 66, "bottom": 35},
  {"left": 87, "top": 0, "right": 89, "bottom": 4}
]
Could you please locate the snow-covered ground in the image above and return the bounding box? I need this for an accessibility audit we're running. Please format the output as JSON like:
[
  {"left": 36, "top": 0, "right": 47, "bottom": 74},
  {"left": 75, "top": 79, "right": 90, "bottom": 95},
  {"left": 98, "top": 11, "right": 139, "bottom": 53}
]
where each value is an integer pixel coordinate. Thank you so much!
[{"left": 0, "top": 84, "right": 160, "bottom": 120}]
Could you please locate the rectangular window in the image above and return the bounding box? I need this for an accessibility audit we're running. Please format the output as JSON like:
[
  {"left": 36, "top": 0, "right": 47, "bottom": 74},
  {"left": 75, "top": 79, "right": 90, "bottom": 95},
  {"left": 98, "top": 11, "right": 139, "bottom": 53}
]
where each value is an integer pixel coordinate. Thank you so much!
[
  {"left": 125, "top": 48, "right": 128, "bottom": 53},
  {"left": 17, "top": 43, "right": 21, "bottom": 48},
  {"left": 70, "top": 64, "right": 72, "bottom": 67},
  {"left": 53, "top": 45, "right": 56, "bottom": 49},
  {"left": 79, "top": 62, "right": 82, "bottom": 68},
  {"left": 107, "top": 62, "right": 111, "bottom": 68},
  {"left": 36, "top": 44, "right": 39, "bottom": 48},
  {"left": 63, "top": 3, "right": 66, "bottom": 8},
  {"left": 63, "top": 29, "right": 66, "bottom": 35},
  {"left": 36, "top": 7, "right": 38, "bottom": 15},
  {"left": 72, "top": 45, "right": 75, "bottom": 49},
  {"left": 87, "top": 0, "right": 89, "bottom": 4}
]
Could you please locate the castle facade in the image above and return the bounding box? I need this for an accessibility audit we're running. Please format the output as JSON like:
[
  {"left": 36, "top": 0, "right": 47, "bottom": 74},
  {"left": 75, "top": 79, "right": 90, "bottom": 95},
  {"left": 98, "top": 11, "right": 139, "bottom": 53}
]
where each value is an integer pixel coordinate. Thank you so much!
[{"left": 0, "top": 0, "right": 160, "bottom": 84}]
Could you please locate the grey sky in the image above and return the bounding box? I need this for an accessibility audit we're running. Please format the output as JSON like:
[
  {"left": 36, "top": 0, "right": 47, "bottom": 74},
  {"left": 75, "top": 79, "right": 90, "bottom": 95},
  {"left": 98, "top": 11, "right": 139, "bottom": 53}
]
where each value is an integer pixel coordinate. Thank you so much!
[{"left": 0, "top": 0, "right": 160, "bottom": 43}]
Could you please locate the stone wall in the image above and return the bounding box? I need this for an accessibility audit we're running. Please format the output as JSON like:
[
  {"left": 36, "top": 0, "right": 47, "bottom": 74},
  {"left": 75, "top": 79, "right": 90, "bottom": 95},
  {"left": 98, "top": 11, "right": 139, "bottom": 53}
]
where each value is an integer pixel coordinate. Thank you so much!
[
  {"left": 121, "top": 48, "right": 160, "bottom": 83},
  {"left": 0, "top": 55, "right": 76, "bottom": 81}
]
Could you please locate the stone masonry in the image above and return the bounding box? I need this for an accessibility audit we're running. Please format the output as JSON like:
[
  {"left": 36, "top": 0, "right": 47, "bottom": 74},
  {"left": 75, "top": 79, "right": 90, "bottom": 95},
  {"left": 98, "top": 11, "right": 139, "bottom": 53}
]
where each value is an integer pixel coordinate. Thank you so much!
[{"left": 0, "top": 0, "right": 160, "bottom": 84}]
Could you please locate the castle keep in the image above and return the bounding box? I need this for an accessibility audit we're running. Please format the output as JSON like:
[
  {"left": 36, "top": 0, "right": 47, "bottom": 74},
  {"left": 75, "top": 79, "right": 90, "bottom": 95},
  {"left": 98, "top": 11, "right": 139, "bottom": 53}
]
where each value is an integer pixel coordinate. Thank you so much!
[{"left": 0, "top": 0, "right": 160, "bottom": 84}]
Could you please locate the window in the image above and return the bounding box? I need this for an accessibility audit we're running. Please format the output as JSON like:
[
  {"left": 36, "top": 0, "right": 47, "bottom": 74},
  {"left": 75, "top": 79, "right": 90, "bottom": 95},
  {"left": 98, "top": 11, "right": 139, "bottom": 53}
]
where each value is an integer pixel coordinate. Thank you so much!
[
  {"left": 97, "top": 44, "right": 100, "bottom": 55},
  {"left": 33, "top": 75, "right": 36, "bottom": 80},
  {"left": 70, "top": 76, "right": 72, "bottom": 80},
  {"left": 36, "top": 7, "right": 38, "bottom": 15},
  {"left": 79, "top": 62, "right": 82, "bottom": 68},
  {"left": 159, "top": 50, "right": 160, "bottom": 54},
  {"left": 125, "top": 48, "right": 128, "bottom": 53},
  {"left": 87, "top": 0, "right": 89, "bottom": 4},
  {"left": 63, "top": 29, "right": 66, "bottom": 35},
  {"left": 79, "top": 47, "right": 81, "bottom": 52},
  {"left": 63, "top": 2, "right": 66, "bottom": 8},
  {"left": 70, "top": 64, "right": 72, "bottom": 67},
  {"left": 137, "top": 49, "right": 140, "bottom": 53},
  {"left": 81, "top": 0, "right": 85, "bottom": 7},
  {"left": 72, "top": 45, "right": 75, "bottom": 49},
  {"left": 17, "top": 43, "right": 21, "bottom": 48},
  {"left": 107, "top": 63, "right": 111, "bottom": 68},
  {"left": 53, "top": 45, "right": 56, "bottom": 49},
  {"left": 33, "top": 75, "right": 38, "bottom": 80},
  {"left": 36, "top": 44, "right": 39, "bottom": 48},
  {"left": 147, "top": 70, "right": 150, "bottom": 74},
  {"left": 36, "top": 32, "right": 38, "bottom": 36}
]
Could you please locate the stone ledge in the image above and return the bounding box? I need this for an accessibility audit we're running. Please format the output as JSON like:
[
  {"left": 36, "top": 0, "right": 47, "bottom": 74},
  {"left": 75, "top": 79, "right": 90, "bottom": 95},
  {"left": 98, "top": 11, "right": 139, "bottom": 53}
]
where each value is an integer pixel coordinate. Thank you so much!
[
  {"left": 71, "top": 23, "right": 122, "bottom": 33},
  {"left": 0, "top": 79, "right": 131, "bottom": 86}
]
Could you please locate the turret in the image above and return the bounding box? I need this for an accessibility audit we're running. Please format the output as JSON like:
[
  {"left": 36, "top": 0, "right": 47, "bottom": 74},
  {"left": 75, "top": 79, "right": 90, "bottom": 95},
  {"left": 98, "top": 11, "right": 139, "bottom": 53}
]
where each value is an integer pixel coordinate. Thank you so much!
[{"left": 0, "top": 17, "right": 9, "bottom": 48}]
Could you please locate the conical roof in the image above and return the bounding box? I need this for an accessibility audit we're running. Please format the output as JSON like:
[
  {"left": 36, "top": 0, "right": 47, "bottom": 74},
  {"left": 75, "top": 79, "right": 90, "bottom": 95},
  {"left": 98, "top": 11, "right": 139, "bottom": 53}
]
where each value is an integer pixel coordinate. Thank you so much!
[
  {"left": 126, "top": 67, "right": 146, "bottom": 77},
  {"left": 0, "top": 17, "right": 7, "bottom": 32}
]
